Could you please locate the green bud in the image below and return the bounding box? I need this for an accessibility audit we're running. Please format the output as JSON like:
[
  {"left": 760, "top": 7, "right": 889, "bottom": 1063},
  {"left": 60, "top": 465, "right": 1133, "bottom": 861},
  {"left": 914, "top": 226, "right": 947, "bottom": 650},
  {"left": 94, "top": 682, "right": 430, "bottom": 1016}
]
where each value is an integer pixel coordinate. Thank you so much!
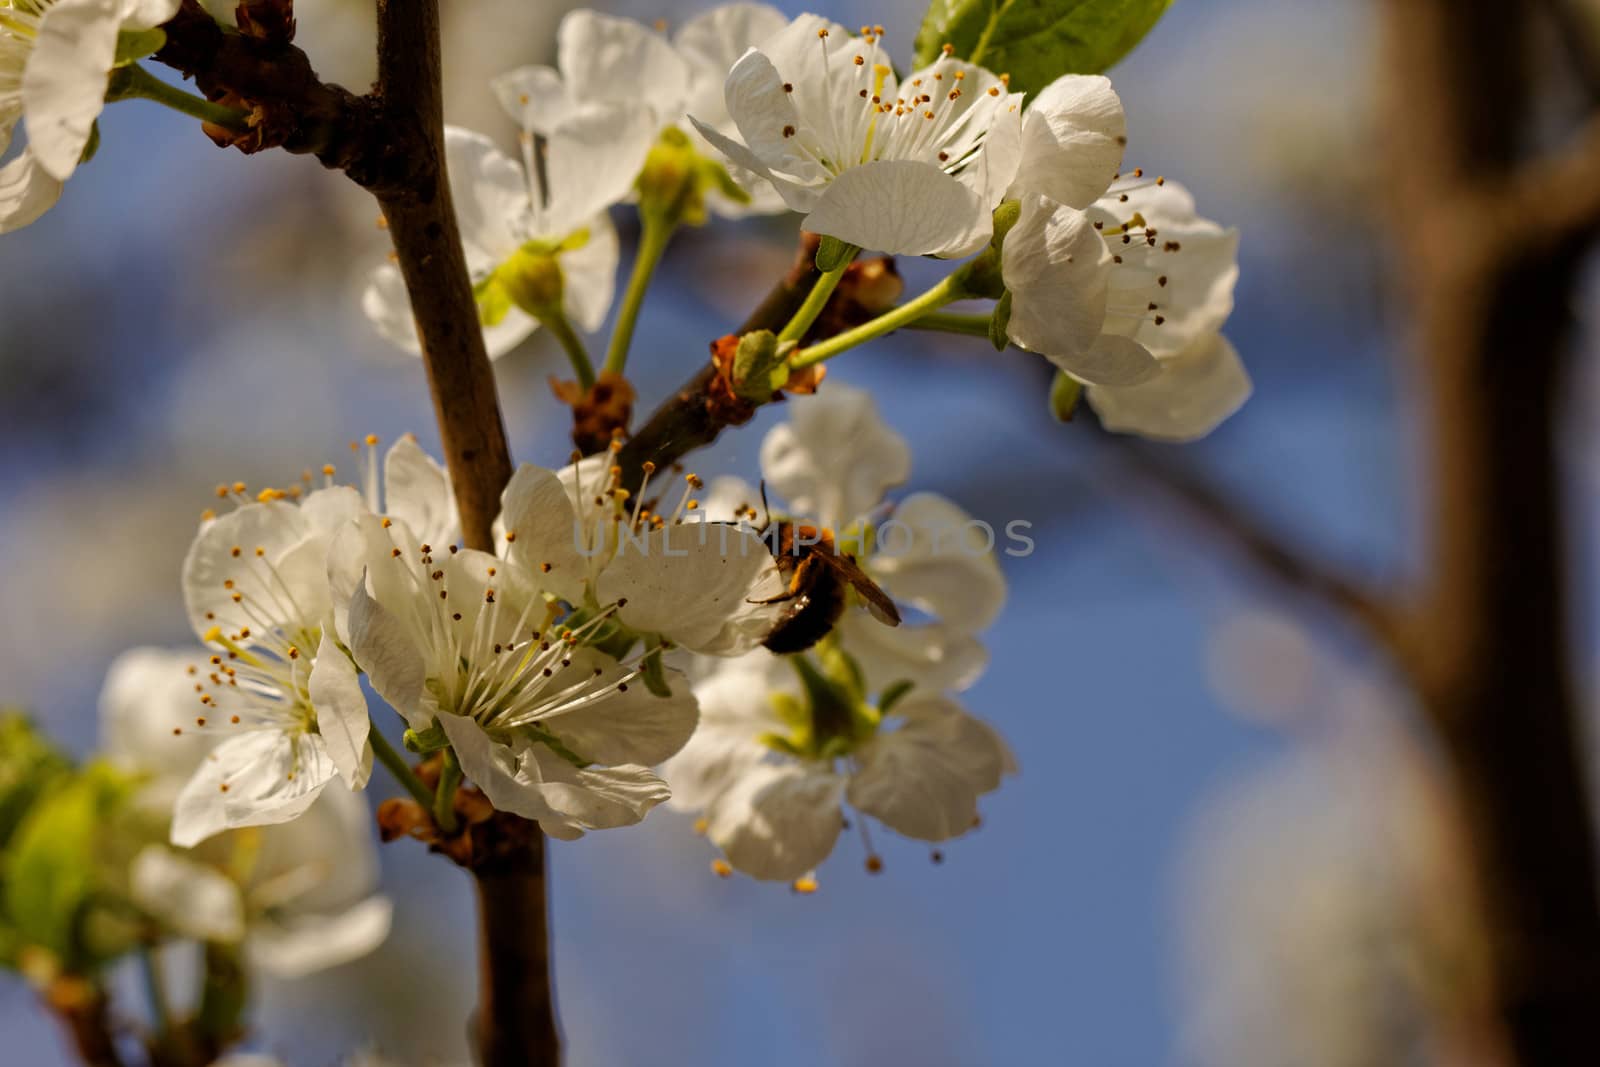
[
  {"left": 1050, "top": 371, "right": 1083, "bottom": 422},
  {"left": 990, "top": 198, "right": 1022, "bottom": 247},
  {"left": 989, "top": 290, "right": 1012, "bottom": 352},
  {"left": 637, "top": 128, "right": 707, "bottom": 227},
  {"left": 494, "top": 245, "right": 565, "bottom": 318},
  {"left": 403, "top": 722, "right": 450, "bottom": 754},
  {"left": 730, "top": 329, "right": 790, "bottom": 401},
  {"left": 640, "top": 637, "right": 673, "bottom": 699}
]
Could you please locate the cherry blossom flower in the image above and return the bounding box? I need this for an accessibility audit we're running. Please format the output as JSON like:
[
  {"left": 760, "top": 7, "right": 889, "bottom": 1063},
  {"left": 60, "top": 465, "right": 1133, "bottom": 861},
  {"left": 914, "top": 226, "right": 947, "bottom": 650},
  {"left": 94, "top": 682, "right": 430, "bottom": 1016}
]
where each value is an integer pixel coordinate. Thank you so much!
[
  {"left": 489, "top": 4, "right": 790, "bottom": 218},
  {"left": 700, "top": 383, "right": 1005, "bottom": 691},
  {"left": 1, "top": 0, "right": 180, "bottom": 231},
  {"left": 102, "top": 647, "right": 392, "bottom": 976},
  {"left": 166, "top": 437, "right": 455, "bottom": 846},
  {"left": 691, "top": 14, "right": 1027, "bottom": 256},
  {"left": 329, "top": 510, "right": 699, "bottom": 839},
  {"left": 665, "top": 647, "right": 1013, "bottom": 881},
  {"left": 363, "top": 115, "right": 649, "bottom": 359},
  {"left": 1002, "top": 176, "right": 1249, "bottom": 436},
  {"left": 496, "top": 451, "right": 784, "bottom": 657}
]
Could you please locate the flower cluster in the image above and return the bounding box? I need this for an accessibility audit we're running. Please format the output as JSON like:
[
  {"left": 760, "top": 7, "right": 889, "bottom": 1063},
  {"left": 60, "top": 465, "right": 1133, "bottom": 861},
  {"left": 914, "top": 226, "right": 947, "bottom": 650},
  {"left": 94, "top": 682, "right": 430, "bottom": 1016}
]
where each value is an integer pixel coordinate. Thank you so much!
[{"left": 664, "top": 386, "right": 1015, "bottom": 883}]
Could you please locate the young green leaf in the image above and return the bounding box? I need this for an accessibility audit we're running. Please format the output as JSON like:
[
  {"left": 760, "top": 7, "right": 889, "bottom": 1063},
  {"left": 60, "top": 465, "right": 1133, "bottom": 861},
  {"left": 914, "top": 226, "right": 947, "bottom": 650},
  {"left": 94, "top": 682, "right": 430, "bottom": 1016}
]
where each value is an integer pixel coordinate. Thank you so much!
[{"left": 914, "top": 0, "right": 1174, "bottom": 95}]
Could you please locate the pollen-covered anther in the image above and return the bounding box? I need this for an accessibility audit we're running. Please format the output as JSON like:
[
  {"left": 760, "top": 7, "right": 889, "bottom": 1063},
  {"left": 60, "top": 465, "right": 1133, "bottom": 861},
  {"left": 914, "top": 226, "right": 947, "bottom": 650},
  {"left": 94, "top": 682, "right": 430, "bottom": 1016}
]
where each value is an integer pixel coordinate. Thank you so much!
[
  {"left": 865, "top": 854, "right": 884, "bottom": 874},
  {"left": 792, "top": 876, "right": 819, "bottom": 894},
  {"left": 504, "top": 531, "right": 516, "bottom": 543},
  {"left": 711, "top": 858, "right": 733, "bottom": 878}
]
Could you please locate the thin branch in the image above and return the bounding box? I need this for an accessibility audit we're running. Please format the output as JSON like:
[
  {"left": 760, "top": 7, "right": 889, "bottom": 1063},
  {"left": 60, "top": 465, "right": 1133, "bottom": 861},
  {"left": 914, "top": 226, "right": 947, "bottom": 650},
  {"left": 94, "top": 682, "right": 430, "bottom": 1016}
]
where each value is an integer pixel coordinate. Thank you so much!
[
  {"left": 1539, "top": 0, "right": 1600, "bottom": 104},
  {"left": 1102, "top": 438, "right": 1411, "bottom": 661}
]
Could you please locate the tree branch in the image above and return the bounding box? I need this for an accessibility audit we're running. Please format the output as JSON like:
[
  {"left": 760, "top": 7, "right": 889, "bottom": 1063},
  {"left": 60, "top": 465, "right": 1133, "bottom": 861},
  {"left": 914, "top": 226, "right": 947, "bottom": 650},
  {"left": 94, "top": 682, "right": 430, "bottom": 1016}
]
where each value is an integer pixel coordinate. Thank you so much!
[
  {"left": 1101, "top": 438, "right": 1411, "bottom": 662},
  {"left": 1383, "top": 1, "right": 1600, "bottom": 1059}
]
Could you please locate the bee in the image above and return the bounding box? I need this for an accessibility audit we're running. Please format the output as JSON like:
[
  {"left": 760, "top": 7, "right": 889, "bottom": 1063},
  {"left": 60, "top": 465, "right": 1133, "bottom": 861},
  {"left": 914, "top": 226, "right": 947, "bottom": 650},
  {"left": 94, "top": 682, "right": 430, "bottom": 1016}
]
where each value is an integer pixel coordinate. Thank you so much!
[{"left": 745, "top": 485, "right": 901, "bottom": 653}]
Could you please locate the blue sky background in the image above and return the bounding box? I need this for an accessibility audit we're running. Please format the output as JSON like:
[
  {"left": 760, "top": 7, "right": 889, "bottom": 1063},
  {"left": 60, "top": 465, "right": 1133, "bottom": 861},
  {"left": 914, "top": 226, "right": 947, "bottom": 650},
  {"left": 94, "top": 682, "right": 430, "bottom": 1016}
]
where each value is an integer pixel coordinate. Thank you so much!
[{"left": 0, "top": 1, "right": 1461, "bottom": 1063}]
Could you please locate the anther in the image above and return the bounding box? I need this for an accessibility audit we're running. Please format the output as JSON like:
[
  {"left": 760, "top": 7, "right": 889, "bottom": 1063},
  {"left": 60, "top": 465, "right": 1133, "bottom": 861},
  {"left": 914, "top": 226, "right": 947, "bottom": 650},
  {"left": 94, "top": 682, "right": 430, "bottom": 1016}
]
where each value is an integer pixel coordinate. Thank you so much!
[
  {"left": 792, "top": 876, "right": 819, "bottom": 894},
  {"left": 711, "top": 858, "right": 733, "bottom": 878},
  {"left": 865, "top": 855, "right": 884, "bottom": 874}
]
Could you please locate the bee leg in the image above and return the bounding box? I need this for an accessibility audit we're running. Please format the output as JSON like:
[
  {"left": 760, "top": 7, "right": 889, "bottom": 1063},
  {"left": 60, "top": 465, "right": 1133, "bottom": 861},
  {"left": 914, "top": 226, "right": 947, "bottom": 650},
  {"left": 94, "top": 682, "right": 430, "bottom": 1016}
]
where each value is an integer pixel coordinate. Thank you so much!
[{"left": 746, "top": 555, "right": 817, "bottom": 605}]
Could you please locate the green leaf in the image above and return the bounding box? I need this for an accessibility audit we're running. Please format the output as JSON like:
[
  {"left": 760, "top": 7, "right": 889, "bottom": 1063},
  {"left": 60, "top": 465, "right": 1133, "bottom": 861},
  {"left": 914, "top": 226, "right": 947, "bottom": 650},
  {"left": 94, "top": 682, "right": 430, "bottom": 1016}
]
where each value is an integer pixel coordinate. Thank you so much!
[
  {"left": 914, "top": 0, "right": 1174, "bottom": 94},
  {"left": 114, "top": 30, "right": 166, "bottom": 67},
  {"left": 877, "top": 679, "right": 916, "bottom": 716},
  {"left": 4, "top": 764, "right": 132, "bottom": 966},
  {"left": 0, "top": 713, "right": 73, "bottom": 851},
  {"left": 814, "top": 235, "right": 857, "bottom": 273}
]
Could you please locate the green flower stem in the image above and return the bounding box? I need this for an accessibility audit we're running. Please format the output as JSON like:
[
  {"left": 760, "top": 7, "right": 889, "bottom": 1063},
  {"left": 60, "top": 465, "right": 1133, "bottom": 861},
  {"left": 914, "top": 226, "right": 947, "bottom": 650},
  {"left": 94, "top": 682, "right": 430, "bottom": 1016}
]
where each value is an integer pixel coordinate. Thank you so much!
[
  {"left": 433, "top": 745, "right": 463, "bottom": 834},
  {"left": 777, "top": 260, "right": 851, "bottom": 344},
  {"left": 369, "top": 721, "right": 435, "bottom": 808},
  {"left": 107, "top": 63, "right": 250, "bottom": 131},
  {"left": 539, "top": 308, "right": 597, "bottom": 391},
  {"left": 903, "top": 310, "right": 993, "bottom": 338},
  {"left": 790, "top": 274, "right": 967, "bottom": 369},
  {"left": 604, "top": 213, "right": 677, "bottom": 376}
]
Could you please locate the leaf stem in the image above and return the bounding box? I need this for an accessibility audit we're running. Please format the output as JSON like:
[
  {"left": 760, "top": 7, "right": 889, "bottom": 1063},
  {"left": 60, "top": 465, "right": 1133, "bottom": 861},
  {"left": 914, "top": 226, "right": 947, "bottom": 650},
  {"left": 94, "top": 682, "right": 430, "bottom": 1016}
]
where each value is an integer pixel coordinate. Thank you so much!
[
  {"left": 967, "top": 0, "right": 1016, "bottom": 67},
  {"left": 540, "top": 308, "right": 597, "bottom": 390},
  {"left": 369, "top": 720, "right": 434, "bottom": 808},
  {"left": 107, "top": 63, "right": 250, "bottom": 131},
  {"left": 903, "top": 309, "right": 992, "bottom": 338},
  {"left": 790, "top": 275, "right": 966, "bottom": 369},
  {"left": 777, "top": 260, "right": 851, "bottom": 344},
  {"left": 604, "top": 213, "right": 677, "bottom": 376}
]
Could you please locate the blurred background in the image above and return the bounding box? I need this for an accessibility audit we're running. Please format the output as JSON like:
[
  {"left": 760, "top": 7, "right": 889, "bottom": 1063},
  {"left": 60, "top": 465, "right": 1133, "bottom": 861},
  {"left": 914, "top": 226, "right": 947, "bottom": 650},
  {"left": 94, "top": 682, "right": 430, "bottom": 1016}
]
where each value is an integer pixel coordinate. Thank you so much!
[{"left": 2, "top": 0, "right": 1592, "bottom": 1063}]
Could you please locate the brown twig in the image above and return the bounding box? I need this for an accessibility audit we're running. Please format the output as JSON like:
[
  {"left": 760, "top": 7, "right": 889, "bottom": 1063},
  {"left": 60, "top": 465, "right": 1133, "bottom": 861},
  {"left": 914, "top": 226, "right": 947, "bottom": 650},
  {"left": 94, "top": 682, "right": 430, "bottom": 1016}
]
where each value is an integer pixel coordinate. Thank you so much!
[
  {"left": 1382, "top": 1, "right": 1600, "bottom": 1060},
  {"left": 44, "top": 977, "right": 125, "bottom": 1067}
]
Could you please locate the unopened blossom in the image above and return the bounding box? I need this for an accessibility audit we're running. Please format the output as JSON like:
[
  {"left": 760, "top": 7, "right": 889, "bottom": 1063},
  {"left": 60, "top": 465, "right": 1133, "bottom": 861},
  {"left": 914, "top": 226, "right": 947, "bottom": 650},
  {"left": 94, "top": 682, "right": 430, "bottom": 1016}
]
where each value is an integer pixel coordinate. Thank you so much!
[
  {"left": 1002, "top": 176, "right": 1248, "bottom": 434},
  {"left": 102, "top": 648, "right": 392, "bottom": 976},
  {"left": 701, "top": 383, "right": 1005, "bottom": 691},
  {"left": 490, "top": 5, "right": 789, "bottom": 218},
  {"left": 496, "top": 452, "right": 784, "bottom": 657},
  {"left": 665, "top": 648, "right": 1014, "bottom": 881},
  {"left": 1, "top": 0, "right": 179, "bottom": 231},
  {"left": 692, "top": 14, "right": 1028, "bottom": 256},
  {"left": 167, "top": 437, "right": 456, "bottom": 846},
  {"left": 331, "top": 511, "right": 699, "bottom": 838},
  {"left": 363, "top": 114, "right": 649, "bottom": 359}
]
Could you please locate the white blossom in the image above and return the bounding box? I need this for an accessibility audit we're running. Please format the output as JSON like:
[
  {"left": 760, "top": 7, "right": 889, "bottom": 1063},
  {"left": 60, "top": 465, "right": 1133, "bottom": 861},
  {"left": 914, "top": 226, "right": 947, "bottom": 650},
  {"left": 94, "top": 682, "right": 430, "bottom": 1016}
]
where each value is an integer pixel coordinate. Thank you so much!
[
  {"left": 363, "top": 116, "right": 646, "bottom": 359},
  {"left": 702, "top": 383, "right": 1005, "bottom": 691},
  {"left": 329, "top": 510, "right": 698, "bottom": 839},
  {"left": 0, "top": 0, "right": 179, "bottom": 232},
  {"left": 166, "top": 437, "right": 455, "bottom": 846},
  {"left": 665, "top": 650, "right": 1013, "bottom": 881},
  {"left": 101, "top": 647, "right": 392, "bottom": 976},
  {"left": 1002, "top": 175, "right": 1249, "bottom": 436},
  {"left": 490, "top": 5, "right": 790, "bottom": 218},
  {"left": 691, "top": 14, "right": 1031, "bottom": 256},
  {"left": 496, "top": 453, "right": 784, "bottom": 657}
]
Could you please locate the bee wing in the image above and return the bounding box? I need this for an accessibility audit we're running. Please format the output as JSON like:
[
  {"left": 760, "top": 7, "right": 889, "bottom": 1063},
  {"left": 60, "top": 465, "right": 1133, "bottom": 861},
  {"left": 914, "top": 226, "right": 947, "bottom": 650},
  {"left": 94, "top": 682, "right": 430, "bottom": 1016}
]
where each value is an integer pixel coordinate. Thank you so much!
[{"left": 816, "top": 552, "right": 901, "bottom": 627}]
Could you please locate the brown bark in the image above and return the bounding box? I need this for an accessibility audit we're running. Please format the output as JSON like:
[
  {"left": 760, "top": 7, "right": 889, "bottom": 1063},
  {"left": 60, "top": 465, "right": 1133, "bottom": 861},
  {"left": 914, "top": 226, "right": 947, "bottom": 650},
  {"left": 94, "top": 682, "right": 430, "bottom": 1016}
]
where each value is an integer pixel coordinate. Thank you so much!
[
  {"left": 1385, "top": 2, "right": 1600, "bottom": 1059},
  {"left": 44, "top": 978, "right": 125, "bottom": 1067}
]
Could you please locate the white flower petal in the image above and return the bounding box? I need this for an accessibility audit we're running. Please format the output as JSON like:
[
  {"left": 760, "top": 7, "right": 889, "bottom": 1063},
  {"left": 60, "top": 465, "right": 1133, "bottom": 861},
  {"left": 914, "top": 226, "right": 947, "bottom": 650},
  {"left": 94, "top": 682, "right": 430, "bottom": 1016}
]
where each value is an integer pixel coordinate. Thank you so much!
[
  {"left": 837, "top": 614, "right": 989, "bottom": 695},
  {"left": 869, "top": 492, "right": 1006, "bottom": 630},
  {"left": 346, "top": 576, "right": 427, "bottom": 727},
  {"left": 118, "top": 0, "right": 181, "bottom": 29},
  {"left": 760, "top": 382, "right": 909, "bottom": 528},
  {"left": 848, "top": 693, "right": 1010, "bottom": 841},
  {"left": 130, "top": 846, "right": 246, "bottom": 943},
  {"left": 560, "top": 210, "right": 619, "bottom": 334},
  {"left": 1002, "top": 192, "right": 1115, "bottom": 368},
  {"left": 598, "top": 523, "right": 781, "bottom": 654},
  {"left": 707, "top": 762, "right": 845, "bottom": 881},
  {"left": 498, "top": 463, "right": 589, "bottom": 605},
  {"left": 0, "top": 148, "right": 65, "bottom": 233},
  {"left": 1057, "top": 333, "right": 1161, "bottom": 387},
  {"left": 689, "top": 113, "right": 817, "bottom": 213},
  {"left": 172, "top": 732, "right": 336, "bottom": 846},
  {"left": 246, "top": 895, "right": 393, "bottom": 978},
  {"left": 557, "top": 9, "right": 691, "bottom": 120},
  {"left": 1008, "top": 74, "right": 1126, "bottom": 209},
  {"left": 22, "top": 0, "right": 121, "bottom": 180},
  {"left": 99, "top": 647, "right": 219, "bottom": 780},
  {"left": 443, "top": 125, "right": 530, "bottom": 264},
  {"left": 1087, "top": 332, "right": 1252, "bottom": 442},
  {"left": 488, "top": 65, "right": 577, "bottom": 133},
  {"left": 537, "top": 103, "right": 658, "bottom": 235},
  {"left": 674, "top": 1, "right": 789, "bottom": 138},
  {"left": 801, "top": 159, "right": 988, "bottom": 257},
  {"left": 539, "top": 649, "right": 699, "bottom": 767},
  {"left": 383, "top": 436, "right": 457, "bottom": 549},
  {"left": 181, "top": 501, "right": 314, "bottom": 640},
  {"left": 297, "top": 486, "right": 365, "bottom": 540},
  {"left": 307, "top": 633, "right": 370, "bottom": 789},
  {"left": 361, "top": 262, "right": 423, "bottom": 354}
]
